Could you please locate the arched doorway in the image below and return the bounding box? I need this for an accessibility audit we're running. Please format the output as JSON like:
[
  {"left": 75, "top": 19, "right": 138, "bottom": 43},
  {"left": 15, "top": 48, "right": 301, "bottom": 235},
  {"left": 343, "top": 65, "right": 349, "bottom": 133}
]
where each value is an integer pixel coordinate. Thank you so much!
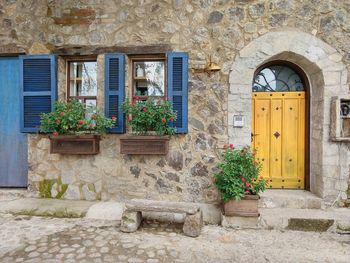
[
  {"left": 228, "top": 31, "right": 349, "bottom": 202},
  {"left": 251, "top": 62, "right": 308, "bottom": 189}
]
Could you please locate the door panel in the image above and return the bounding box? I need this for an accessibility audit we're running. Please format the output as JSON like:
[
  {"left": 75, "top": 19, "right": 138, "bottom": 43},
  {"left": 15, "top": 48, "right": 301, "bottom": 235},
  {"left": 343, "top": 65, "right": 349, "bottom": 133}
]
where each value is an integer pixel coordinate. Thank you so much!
[
  {"left": 252, "top": 92, "right": 305, "bottom": 189},
  {"left": 0, "top": 57, "right": 28, "bottom": 187},
  {"left": 253, "top": 99, "right": 270, "bottom": 180},
  {"left": 270, "top": 99, "right": 282, "bottom": 184}
]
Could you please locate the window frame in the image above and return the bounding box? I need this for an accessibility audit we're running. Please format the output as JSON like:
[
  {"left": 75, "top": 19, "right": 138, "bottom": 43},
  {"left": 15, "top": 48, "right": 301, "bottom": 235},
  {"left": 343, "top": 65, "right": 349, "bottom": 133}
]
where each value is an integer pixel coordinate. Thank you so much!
[
  {"left": 66, "top": 55, "right": 98, "bottom": 105},
  {"left": 253, "top": 60, "right": 308, "bottom": 92},
  {"left": 129, "top": 54, "right": 167, "bottom": 101}
]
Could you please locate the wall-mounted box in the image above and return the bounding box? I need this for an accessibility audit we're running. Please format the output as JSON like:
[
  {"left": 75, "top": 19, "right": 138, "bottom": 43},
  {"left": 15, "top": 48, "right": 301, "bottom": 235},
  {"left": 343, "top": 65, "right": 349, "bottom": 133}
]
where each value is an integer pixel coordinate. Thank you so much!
[
  {"left": 233, "top": 115, "right": 245, "bottom": 127},
  {"left": 331, "top": 96, "right": 350, "bottom": 142}
]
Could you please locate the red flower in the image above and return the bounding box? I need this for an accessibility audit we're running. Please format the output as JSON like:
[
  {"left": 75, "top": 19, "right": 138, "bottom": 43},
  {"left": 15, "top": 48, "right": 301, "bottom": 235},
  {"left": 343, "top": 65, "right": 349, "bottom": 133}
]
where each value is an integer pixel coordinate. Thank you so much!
[
  {"left": 162, "top": 117, "right": 166, "bottom": 122},
  {"left": 89, "top": 123, "right": 94, "bottom": 127},
  {"left": 223, "top": 144, "right": 228, "bottom": 149},
  {"left": 53, "top": 131, "right": 59, "bottom": 136},
  {"left": 130, "top": 102, "right": 135, "bottom": 106},
  {"left": 78, "top": 119, "right": 84, "bottom": 124},
  {"left": 229, "top": 144, "right": 234, "bottom": 149},
  {"left": 133, "top": 96, "right": 139, "bottom": 100},
  {"left": 112, "top": 116, "right": 117, "bottom": 121},
  {"left": 92, "top": 114, "right": 97, "bottom": 119},
  {"left": 246, "top": 182, "right": 250, "bottom": 187},
  {"left": 56, "top": 120, "right": 61, "bottom": 124},
  {"left": 170, "top": 117, "right": 174, "bottom": 121},
  {"left": 245, "top": 190, "right": 250, "bottom": 193},
  {"left": 241, "top": 177, "right": 245, "bottom": 182},
  {"left": 143, "top": 107, "right": 147, "bottom": 112},
  {"left": 59, "top": 112, "right": 64, "bottom": 116}
]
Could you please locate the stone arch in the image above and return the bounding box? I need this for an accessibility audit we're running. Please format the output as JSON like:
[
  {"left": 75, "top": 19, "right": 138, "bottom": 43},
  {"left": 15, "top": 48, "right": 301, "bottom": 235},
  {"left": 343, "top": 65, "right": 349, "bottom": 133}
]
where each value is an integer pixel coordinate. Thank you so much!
[{"left": 229, "top": 30, "right": 349, "bottom": 202}]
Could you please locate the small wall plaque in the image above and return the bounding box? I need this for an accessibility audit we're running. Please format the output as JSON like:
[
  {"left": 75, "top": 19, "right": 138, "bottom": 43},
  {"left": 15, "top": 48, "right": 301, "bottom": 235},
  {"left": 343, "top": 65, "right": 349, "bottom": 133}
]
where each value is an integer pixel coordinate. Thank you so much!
[{"left": 233, "top": 115, "right": 245, "bottom": 127}]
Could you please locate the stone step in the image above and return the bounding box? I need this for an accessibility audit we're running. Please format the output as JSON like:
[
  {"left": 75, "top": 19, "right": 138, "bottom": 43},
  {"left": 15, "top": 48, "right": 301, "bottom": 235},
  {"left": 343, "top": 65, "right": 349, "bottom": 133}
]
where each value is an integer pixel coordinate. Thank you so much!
[
  {"left": 0, "top": 189, "right": 34, "bottom": 201},
  {"left": 222, "top": 207, "right": 350, "bottom": 234},
  {"left": 259, "top": 189, "right": 323, "bottom": 209}
]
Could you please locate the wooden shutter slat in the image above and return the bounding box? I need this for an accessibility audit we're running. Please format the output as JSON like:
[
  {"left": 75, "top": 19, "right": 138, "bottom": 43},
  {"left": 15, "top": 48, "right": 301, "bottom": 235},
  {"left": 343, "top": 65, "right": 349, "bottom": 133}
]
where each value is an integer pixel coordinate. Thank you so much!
[
  {"left": 167, "top": 52, "right": 188, "bottom": 134},
  {"left": 20, "top": 55, "right": 57, "bottom": 133},
  {"left": 104, "top": 53, "right": 125, "bottom": 133}
]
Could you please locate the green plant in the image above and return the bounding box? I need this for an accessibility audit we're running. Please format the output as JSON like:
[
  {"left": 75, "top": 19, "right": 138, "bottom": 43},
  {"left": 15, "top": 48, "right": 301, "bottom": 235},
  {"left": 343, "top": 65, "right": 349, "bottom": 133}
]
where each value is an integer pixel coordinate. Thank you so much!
[
  {"left": 40, "top": 99, "right": 116, "bottom": 135},
  {"left": 214, "top": 144, "right": 266, "bottom": 201},
  {"left": 121, "top": 97, "right": 177, "bottom": 135},
  {"left": 38, "top": 179, "right": 68, "bottom": 199}
]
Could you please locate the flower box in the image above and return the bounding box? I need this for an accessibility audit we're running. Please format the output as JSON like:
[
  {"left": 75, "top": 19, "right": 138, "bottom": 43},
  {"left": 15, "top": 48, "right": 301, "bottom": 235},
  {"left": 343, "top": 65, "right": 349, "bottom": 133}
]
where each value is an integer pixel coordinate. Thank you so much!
[
  {"left": 49, "top": 135, "right": 101, "bottom": 155},
  {"left": 120, "top": 136, "right": 170, "bottom": 155},
  {"left": 223, "top": 195, "right": 259, "bottom": 217}
]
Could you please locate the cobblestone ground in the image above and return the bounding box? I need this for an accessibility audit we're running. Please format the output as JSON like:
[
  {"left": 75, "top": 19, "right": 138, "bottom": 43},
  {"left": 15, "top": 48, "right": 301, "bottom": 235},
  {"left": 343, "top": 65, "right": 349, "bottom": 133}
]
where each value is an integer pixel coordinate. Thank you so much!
[{"left": 0, "top": 214, "right": 349, "bottom": 263}]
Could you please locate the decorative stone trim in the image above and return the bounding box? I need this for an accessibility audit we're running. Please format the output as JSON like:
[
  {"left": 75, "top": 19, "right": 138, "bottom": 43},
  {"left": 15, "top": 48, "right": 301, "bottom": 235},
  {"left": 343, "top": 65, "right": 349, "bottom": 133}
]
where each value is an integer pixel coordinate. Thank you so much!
[{"left": 228, "top": 30, "right": 349, "bottom": 203}]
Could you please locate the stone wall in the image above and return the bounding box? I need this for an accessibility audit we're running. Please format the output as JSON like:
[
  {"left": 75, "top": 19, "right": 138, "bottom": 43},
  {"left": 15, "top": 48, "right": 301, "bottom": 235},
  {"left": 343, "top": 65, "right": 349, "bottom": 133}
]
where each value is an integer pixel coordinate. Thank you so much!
[{"left": 1, "top": 0, "right": 349, "bottom": 204}]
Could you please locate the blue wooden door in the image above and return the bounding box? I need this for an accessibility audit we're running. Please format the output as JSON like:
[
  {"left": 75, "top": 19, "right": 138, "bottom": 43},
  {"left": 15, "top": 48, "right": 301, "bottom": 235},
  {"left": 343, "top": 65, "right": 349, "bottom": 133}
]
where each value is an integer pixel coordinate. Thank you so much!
[{"left": 0, "top": 57, "right": 27, "bottom": 187}]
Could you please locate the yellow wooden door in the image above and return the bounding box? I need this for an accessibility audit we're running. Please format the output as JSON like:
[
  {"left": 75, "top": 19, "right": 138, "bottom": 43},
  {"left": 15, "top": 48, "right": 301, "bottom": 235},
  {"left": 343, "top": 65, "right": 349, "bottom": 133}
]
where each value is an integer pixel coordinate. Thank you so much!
[{"left": 252, "top": 92, "right": 305, "bottom": 189}]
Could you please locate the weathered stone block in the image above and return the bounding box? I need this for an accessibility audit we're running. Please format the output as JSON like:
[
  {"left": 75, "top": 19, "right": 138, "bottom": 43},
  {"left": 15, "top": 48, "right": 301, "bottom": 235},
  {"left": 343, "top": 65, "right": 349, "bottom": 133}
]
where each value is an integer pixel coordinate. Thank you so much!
[
  {"left": 183, "top": 211, "right": 203, "bottom": 237},
  {"left": 207, "top": 11, "right": 223, "bottom": 24},
  {"left": 221, "top": 214, "right": 259, "bottom": 229},
  {"left": 287, "top": 218, "right": 334, "bottom": 232},
  {"left": 120, "top": 211, "right": 142, "bottom": 233}
]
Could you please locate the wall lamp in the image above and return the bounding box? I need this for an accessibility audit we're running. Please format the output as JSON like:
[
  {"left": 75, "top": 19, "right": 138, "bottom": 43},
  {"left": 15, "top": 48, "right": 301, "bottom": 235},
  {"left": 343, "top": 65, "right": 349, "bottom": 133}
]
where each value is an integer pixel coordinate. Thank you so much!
[{"left": 191, "top": 57, "right": 221, "bottom": 76}]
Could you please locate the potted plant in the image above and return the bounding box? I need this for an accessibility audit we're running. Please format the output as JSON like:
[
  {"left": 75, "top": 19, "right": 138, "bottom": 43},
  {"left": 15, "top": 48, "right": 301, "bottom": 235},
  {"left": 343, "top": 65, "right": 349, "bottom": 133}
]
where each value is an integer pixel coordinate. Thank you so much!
[
  {"left": 214, "top": 144, "right": 266, "bottom": 217},
  {"left": 120, "top": 97, "right": 177, "bottom": 155},
  {"left": 40, "top": 99, "right": 116, "bottom": 155}
]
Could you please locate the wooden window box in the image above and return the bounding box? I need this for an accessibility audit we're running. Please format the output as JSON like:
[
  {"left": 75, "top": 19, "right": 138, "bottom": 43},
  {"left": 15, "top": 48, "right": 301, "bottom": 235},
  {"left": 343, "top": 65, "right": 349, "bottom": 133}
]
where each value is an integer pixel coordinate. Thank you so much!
[
  {"left": 49, "top": 135, "right": 100, "bottom": 155},
  {"left": 120, "top": 136, "right": 169, "bottom": 155}
]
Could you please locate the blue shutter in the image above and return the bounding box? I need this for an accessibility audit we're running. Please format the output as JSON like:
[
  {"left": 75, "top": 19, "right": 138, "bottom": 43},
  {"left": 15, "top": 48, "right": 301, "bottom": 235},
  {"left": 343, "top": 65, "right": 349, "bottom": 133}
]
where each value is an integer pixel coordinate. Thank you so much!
[
  {"left": 167, "top": 52, "right": 188, "bottom": 134},
  {"left": 20, "top": 55, "right": 57, "bottom": 133},
  {"left": 105, "top": 53, "right": 125, "bottom": 133}
]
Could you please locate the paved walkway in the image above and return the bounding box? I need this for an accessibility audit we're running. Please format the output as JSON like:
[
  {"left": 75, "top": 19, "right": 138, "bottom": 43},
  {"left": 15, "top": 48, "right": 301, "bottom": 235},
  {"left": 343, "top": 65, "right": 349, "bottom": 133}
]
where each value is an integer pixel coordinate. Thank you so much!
[{"left": 0, "top": 214, "right": 349, "bottom": 263}]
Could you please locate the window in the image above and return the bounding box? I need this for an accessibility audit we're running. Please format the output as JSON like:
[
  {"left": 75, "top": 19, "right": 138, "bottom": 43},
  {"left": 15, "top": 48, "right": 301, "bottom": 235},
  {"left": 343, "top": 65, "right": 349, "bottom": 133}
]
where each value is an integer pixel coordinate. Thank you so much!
[
  {"left": 67, "top": 59, "right": 97, "bottom": 107},
  {"left": 131, "top": 56, "right": 166, "bottom": 100},
  {"left": 252, "top": 64, "right": 305, "bottom": 92}
]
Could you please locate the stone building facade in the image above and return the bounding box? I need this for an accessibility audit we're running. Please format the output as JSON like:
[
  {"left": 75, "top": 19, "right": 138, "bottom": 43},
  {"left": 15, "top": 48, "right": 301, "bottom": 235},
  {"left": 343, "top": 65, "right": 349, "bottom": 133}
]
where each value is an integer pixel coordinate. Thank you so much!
[{"left": 0, "top": 0, "right": 349, "bottom": 206}]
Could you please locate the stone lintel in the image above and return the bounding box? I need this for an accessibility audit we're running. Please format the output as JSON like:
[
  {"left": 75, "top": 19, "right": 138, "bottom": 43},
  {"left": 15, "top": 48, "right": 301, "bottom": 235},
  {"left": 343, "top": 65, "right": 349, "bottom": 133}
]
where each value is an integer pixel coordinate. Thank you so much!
[
  {"left": 53, "top": 44, "right": 172, "bottom": 56},
  {"left": 0, "top": 44, "right": 26, "bottom": 56}
]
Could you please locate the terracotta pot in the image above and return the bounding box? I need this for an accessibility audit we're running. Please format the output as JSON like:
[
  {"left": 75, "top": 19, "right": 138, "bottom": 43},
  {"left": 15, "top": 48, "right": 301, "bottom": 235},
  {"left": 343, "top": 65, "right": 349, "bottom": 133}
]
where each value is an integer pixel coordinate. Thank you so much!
[
  {"left": 120, "top": 135, "right": 170, "bottom": 155},
  {"left": 223, "top": 195, "right": 259, "bottom": 217},
  {"left": 49, "top": 135, "right": 100, "bottom": 155}
]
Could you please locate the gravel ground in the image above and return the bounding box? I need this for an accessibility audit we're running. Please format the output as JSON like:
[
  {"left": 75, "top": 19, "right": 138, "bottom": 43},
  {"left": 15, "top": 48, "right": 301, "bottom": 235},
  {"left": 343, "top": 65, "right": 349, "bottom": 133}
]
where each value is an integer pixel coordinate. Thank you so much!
[{"left": 0, "top": 214, "right": 349, "bottom": 263}]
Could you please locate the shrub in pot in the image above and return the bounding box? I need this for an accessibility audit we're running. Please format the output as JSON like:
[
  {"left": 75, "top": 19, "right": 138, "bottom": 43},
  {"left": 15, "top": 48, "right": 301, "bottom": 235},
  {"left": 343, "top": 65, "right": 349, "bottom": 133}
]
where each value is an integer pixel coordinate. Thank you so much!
[
  {"left": 40, "top": 99, "right": 116, "bottom": 154},
  {"left": 214, "top": 144, "right": 267, "bottom": 216}
]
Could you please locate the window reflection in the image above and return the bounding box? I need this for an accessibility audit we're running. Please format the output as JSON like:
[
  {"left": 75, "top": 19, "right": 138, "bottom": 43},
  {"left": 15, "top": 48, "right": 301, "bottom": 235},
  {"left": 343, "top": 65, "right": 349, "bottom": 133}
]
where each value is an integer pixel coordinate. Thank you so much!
[
  {"left": 133, "top": 61, "right": 165, "bottom": 97},
  {"left": 252, "top": 65, "right": 305, "bottom": 92},
  {"left": 69, "top": 61, "right": 97, "bottom": 96}
]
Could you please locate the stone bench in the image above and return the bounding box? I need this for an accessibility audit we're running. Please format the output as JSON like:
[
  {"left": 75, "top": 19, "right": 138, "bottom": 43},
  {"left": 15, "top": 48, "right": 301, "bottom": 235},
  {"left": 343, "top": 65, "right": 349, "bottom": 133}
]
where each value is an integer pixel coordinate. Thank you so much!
[{"left": 120, "top": 199, "right": 203, "bottom": 237}]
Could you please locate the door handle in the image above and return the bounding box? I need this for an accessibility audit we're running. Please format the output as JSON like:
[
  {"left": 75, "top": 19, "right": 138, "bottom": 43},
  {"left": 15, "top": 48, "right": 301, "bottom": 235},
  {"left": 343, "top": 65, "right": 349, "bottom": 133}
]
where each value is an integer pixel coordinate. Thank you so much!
[{"left": 251, "top": 133, "right": 259, "bottom": 142}]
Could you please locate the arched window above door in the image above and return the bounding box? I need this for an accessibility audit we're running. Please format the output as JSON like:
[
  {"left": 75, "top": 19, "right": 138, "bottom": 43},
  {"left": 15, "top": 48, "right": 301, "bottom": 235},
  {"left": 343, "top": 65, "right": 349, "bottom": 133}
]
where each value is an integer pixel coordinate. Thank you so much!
[{"left": 252, "top": 65, "right": 305, "bottom": 92}]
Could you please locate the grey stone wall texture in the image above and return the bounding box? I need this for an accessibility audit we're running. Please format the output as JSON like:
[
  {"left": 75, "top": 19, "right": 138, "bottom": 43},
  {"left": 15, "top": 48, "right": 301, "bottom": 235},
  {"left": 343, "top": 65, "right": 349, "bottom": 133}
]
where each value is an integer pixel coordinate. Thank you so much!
[{"left": 0, "top": 0, "right": 349, "bottom": 205}]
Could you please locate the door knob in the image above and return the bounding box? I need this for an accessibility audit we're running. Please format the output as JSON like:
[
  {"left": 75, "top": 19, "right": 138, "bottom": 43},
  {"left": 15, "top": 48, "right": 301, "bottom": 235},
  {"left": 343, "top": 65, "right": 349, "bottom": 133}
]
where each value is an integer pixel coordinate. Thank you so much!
[{"left": 251, "top": 133, "right": 259, "bottom": 142}]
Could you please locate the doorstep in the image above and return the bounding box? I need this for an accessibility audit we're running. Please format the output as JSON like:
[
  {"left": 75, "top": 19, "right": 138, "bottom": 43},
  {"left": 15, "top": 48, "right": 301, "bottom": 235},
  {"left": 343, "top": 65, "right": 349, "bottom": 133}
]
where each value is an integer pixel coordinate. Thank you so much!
[
  {"left": 259, "top": 189, "right": 324, "bottom": 209},
  {"left": 259, "top": 207, "right": 350, "bottom": 233},
  {"left": 222, "top": 208, "right": 350, "bottom": 234}
]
